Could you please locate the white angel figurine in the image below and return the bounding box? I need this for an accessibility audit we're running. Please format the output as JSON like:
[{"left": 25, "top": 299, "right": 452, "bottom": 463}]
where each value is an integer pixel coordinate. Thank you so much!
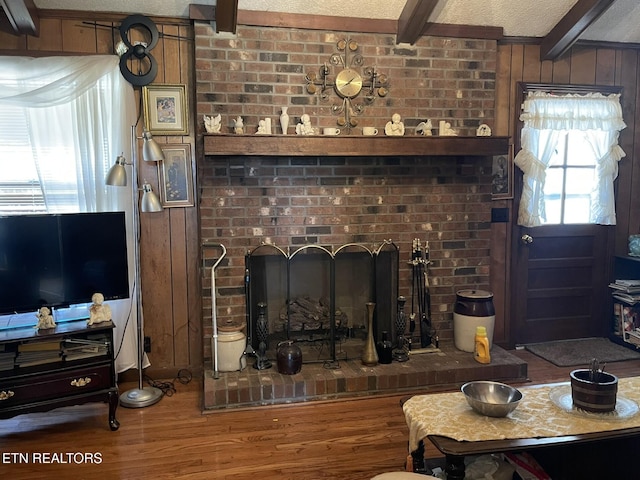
[
  {"left": 88, "top": 292, "right": 112, "bottom": 325},
  {"left": 204, "top": 114, "right": 222, "bottom": 133},
  {"left": 439, "top": 120, "right": 458, "bottom": 136},
  {"left": 384, "top": 113, "right": 405, "bottom": 136},
  {"left": 35, "top": 307, "right": 56, "bottom": 330},
  {"left": 295, "top": 114, "right": 316, "bottom": 135}
]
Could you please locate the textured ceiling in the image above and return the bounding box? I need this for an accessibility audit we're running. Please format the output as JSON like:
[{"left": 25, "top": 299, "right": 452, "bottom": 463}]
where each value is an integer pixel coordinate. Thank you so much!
[{"left": 32, "top": 0, "right": 640, "bottom": 43}]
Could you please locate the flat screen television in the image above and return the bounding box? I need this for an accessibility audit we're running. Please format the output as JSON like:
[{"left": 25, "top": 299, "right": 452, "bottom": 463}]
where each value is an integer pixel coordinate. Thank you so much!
[{"left": 0, "top": 212, "right": 130, "bottom": 315}]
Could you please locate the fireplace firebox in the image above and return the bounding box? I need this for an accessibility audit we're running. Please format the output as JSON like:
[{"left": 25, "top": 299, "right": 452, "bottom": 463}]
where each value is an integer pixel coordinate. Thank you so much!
[{"left": 245, "top": 241, "right": 399, "bottom": 366}]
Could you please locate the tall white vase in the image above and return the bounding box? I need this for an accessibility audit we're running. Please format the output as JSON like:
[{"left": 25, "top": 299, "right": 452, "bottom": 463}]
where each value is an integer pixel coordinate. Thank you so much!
[{"left": 280, "top": 107, "right": 290, "bottom": 135}]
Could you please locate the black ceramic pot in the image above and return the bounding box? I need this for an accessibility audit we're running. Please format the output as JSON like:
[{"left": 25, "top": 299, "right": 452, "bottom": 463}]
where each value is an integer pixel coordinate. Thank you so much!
[{"left": 276, "top": 340, "right": 302, "bottom": 375}]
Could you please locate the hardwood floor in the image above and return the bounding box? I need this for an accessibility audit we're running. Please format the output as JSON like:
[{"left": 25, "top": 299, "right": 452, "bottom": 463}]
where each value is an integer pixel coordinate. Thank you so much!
[{"left": 2, "top": 350, "right": 640, "bottom": 480}]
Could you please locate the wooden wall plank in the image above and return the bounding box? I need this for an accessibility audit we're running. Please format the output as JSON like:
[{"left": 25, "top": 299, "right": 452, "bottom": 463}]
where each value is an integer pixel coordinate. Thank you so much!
[
  {"left": 569, "top": 47, "right": 597, "bottom": 84},
  {"left": 595, "top": 48, "right": 617, "bottom": 85},
  {"left": 26, "top": 18, "right": 62, "bottom": 51},
  {"left": 522, "top": 44, "right": 542, "bottom": 83},
  {"left": 169, "top": 208, "right": 190, "bottom": 366},
  {"left": 551, "top": 51, "right": 571, "bottom": 83},
  {"left": 61, "top": 19, "right": 97, "bottom": 52}
]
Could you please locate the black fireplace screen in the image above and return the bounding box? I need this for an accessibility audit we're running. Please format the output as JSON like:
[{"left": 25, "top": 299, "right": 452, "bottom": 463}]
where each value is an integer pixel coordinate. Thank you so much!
[{"left": 245, "top": 241, "right": 399, "bottom": 365}]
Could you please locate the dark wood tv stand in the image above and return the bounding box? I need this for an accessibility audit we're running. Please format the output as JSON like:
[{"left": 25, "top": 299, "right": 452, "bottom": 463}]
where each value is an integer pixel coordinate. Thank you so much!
[{"left": 0, "top": 320, "right": 119, "bottom": 430}]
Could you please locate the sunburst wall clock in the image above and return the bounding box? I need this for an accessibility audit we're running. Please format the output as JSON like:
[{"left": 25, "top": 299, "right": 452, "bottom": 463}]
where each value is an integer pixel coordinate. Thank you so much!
[{"left": 305, "top": 38, "right": 389, "bottom": 132}]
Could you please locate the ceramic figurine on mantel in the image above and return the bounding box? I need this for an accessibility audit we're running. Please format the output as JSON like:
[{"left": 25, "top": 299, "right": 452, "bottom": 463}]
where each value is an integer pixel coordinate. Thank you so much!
[
  {"left": 232, "top": 116, "right": 244, "bottom": 134},
  {"left": 295, "top": 113, "right": 317, "bottom": 135},
  {"left": 439, "top": 120, "right": 458, "bottom": 136},
  {"left": 384, "top": 113, "right": 405, "bottom": 136},
  {"left": 476, "top": 123, "right": 492, "bottom": 136},
  {"left": 415, "top": 119, "right": 433, "bottom": 136},
  {"left": 280, "top": 106, "right": 290, "bottom": 134},
  {"left": 256, "top": 118, "right": 272, "bottom": 135},
  {"left": 203, "top": 113, "right": 221, "bottom": 133}
]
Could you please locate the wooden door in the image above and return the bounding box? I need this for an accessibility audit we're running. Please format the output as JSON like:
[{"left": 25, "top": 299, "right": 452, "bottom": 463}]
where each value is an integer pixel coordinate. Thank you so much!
[{"left": 513, "top": 223, "right": 612, "bottom": 344}]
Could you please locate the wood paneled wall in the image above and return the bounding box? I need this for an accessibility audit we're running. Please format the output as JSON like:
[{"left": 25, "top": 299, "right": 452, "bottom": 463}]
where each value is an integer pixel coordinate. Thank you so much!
[
  {"left": 0, "top": 12, "right": 201, "bottom": 377},
  {"left": 491, "top": 42, "right": 639, "bottom": 346}
]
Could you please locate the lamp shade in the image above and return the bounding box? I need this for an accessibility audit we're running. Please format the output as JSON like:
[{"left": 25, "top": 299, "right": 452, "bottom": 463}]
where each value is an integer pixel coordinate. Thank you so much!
[
  {"left": 106, "top": 155, "right": 128, "bottom": 186},
  {"left": 141, "top": 183, "right": 162, "bottom": 212},
  {"left": 141, "top": 130, "right": 165, "bottom": 162}
]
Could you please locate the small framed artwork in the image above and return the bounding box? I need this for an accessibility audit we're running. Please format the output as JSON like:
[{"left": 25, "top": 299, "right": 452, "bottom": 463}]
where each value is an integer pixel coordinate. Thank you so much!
[
  {"left": 143, "top": 84, "right": 189, "bottom": 135},
  {"left": 158, "top": 144, "right": 194, "bottom": 207},
  {"left": 491, "top": 145, "right": 514, "bottom": 200}
]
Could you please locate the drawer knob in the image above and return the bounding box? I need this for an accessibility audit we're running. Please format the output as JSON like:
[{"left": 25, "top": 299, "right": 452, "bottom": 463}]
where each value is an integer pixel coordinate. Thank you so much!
[
  {"left": 0, "top": 390, "right": 15, "bottom": 401},
  {"left": 70, "top": 377, "right": 92, "bottom": 387}
]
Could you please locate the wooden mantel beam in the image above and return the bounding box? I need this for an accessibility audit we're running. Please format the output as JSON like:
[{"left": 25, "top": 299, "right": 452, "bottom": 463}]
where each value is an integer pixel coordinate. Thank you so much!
[
  {"left": 540, "top": 0, "right": 615, "bottom": 60},
  {"left": 397, "top": 0, "right": 439, "bottom": 44},
  {"left": 0, "top": 0, "right": 39, "bottom": 36},
  {"left": 189, "top": 0, "right": 238, "bottom": 34}
]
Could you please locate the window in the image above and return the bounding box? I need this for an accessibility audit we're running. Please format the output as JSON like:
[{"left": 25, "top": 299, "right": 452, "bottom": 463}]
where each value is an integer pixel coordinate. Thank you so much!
[
  {"left": 514, "top": 88, "right": 626, "bottom": 227},
  {"left": 0, "top": 56, "right": 134, "bottom": 328},
  {"left": 542, "top": 131, "right": 598, "bottom": 224}
]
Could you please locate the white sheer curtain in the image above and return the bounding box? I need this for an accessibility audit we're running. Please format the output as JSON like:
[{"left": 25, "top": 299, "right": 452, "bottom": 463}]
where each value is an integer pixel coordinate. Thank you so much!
[
  {"left": 0, "top": 55, "right": 140, "bottom": 372},
  {"left": 514, "top": 91, "right": 626, "bottom": 227}
]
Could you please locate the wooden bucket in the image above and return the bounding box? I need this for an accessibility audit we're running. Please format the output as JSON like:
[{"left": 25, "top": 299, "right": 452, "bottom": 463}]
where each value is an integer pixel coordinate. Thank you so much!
[{"left": 570, "top": 369, "right": 618, "bottom": 413}]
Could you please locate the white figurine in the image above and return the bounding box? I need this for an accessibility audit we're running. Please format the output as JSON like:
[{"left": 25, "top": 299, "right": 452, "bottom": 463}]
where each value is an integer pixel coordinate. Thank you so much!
[
  {"left": 476, "top": 123, "right": 492, "bottom": 136},
  {"left": 88, "top": 293, "right": 112, "bottom": 326},
  {"left": 384, "top": 113, "right": 405, "bottom": 136},
  {"left": 295, "top": 114, "right": 316, "bottom": 135},
  {"left": 256, "top": 119, "right": 268, "bottom": 134},
  {"left": 204, "top": 114, "right": 222, "bottom": 133},
  {"left": 232, "top": 116, "right": 244, "bottom": 134},
  {"left": 415, "top": 119, "right": 433, "bottom": 136},
  {"left": 35, "top": 307, "right": 56, "bottom": 330},
  {"left": 439, "top": 120, "right": 458, "bottom": 136}
]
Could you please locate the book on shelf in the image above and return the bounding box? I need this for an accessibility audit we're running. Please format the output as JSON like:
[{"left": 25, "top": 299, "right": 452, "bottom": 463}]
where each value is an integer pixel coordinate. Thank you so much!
[
  {"left": 62, "top": 342, "right": 108, "bottom": 361},
  {"left": 18, "top": 341, "right": 61, "bottom": 352},
  {"left": 613, "top": 292, "right": 640, "bottom": 305}
]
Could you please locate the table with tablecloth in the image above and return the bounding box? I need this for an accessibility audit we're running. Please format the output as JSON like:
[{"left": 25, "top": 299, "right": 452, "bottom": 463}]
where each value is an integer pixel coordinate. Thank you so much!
[{"left": 403, "top": 376, "right": 640, "bottom": 454}]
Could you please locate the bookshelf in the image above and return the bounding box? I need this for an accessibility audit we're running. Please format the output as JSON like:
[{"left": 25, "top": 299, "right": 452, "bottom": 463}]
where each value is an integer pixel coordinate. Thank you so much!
[
  {"left": 0, "top": 320, "right": 119, "bottom": 430},
  {"left": 610, "top": 256, "right": 640, "bottom": 350}
]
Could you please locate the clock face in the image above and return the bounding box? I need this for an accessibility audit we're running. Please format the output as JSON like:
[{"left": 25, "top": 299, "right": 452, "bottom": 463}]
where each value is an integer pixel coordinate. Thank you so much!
[{"left": 335, "top": 68, "right": 363, "bottom": 98}]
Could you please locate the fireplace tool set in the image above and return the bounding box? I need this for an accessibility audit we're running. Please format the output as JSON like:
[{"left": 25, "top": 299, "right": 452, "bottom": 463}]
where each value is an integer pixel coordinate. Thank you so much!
[{"left": 408, "top": 238, "right": 436, "bottom": 352}]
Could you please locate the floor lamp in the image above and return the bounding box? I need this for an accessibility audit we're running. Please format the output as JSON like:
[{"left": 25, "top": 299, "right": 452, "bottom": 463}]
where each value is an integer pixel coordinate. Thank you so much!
[{"left": 106, "top": 125, "right": 164, "bottom": 408}]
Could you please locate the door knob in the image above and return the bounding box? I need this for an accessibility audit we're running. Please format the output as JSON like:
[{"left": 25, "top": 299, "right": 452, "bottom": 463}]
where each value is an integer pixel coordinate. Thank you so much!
[{"left": 521, "top": 234, "right": 533, "bottom": 245}]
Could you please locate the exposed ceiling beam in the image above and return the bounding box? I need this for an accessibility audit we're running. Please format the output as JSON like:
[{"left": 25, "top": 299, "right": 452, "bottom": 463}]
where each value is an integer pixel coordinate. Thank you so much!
[
  {"left": 0, "top": 0, "right": 39, "bottom": 36},
  {"left": 397, "top": 0, "right": 439, "bottom": 44},
  {"left": 189, "top": 0, "right": 238, "bottom": 34},
  {"left": 540, "top": 0, "right": 615, "bottom": 60}
]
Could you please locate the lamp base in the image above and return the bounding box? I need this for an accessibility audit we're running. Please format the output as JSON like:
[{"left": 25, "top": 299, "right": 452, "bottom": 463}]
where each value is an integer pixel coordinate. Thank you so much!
[{"left": 119, "top": 386, "right": 163, "bottom": 408}]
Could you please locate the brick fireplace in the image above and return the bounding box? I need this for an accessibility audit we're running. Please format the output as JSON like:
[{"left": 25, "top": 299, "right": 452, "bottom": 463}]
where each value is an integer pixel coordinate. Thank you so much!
[{"left": 194, "top": 22, "right": 512, "bottom": 400}]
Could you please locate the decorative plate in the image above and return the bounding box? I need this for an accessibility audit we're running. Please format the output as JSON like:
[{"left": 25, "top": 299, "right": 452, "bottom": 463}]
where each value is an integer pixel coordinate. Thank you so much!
[{"left": 549, "top": 385, "right": 639, "bottom": 420}]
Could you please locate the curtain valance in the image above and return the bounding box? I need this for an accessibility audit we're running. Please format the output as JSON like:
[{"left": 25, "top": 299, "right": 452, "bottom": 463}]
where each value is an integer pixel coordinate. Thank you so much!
[
  {"left": 0, "top": 56, "right": 118, "bottom": 107},
  {"left": 520, "top": 91, "right": 626, "bottom": 132}
]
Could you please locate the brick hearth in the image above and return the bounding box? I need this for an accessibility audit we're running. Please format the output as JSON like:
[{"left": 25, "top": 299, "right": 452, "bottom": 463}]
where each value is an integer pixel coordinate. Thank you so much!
[{"left": 203, "top": 342, "right": 527, "bottom": 410}]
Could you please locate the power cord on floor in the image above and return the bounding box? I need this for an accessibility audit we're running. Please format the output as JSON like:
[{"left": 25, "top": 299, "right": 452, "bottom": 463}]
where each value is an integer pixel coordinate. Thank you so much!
[{"left": 143, "top": 368, "right": 192, "bottom": 397}]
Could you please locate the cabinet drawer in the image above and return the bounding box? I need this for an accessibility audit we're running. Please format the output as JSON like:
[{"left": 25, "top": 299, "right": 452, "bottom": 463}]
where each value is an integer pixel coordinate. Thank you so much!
[{"left": 0, "top": 365, "right": 112, "bottom": 408}]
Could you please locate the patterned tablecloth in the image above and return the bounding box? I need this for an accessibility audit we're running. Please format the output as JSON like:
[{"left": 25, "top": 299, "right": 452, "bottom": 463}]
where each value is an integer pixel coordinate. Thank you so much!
[{"left": 403, "top": 377, "right": 640, "bottom": 453}]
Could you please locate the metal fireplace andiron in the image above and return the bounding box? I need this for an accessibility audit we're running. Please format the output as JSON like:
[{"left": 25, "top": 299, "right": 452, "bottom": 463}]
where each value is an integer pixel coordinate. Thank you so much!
[{"left": 245, "top": 241, "right": 399, "bottom": 367}]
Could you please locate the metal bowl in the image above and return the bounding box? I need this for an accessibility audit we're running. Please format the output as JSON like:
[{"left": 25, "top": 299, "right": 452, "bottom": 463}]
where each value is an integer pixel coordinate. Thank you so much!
[{"left": 461, "top": 381, "right": 523, "bottom": 417}]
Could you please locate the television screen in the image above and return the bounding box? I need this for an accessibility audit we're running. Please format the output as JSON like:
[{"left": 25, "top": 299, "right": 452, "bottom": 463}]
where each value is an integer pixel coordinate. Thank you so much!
[{"left": 0, "top": 212, "right": 130, "bottom": 315}]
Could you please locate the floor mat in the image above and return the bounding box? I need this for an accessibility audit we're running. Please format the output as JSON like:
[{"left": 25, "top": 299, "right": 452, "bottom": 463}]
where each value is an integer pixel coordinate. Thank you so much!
[{"left": 524, "top": 337, "right": 640, "bottom": 367}]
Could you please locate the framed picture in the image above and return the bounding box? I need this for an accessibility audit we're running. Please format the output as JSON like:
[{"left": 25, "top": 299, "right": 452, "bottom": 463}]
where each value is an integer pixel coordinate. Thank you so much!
[
  {"left": 158, "top": 144, "right": 194, "bottom": 207},
  {"left": 491, "top": 145, "right": 514, "bottom": 200},
  {"left": 143, "top": 84, "right": 189, "bottom": 135}
]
